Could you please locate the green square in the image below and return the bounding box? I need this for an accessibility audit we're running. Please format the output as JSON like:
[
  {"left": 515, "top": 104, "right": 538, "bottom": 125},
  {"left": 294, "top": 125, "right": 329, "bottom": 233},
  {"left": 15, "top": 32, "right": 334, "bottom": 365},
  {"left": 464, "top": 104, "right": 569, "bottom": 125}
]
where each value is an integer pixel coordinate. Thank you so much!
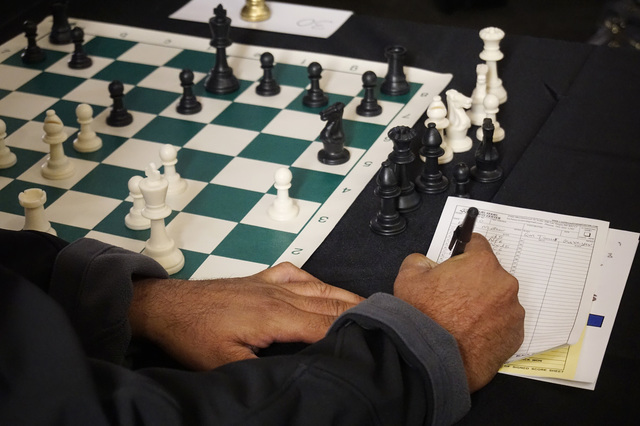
[
  {"left": 123, "top": 87, "right": 180, "bottom": 115},
  {"left": 72, "top": 164, "right": 141, "bottom": 199},
  {"left": 3, "top": 50, "right": 67, "bottom": 71},
  {"left": 93, "top": 202, "right": 149, "bottom": 242},
  {"left": 213, "top": 224, "right": 296, "bottom": 265},
  {"left": 377, "top": 81, "right": 422, "bottom": 104},
  {"left": 172, "top": 148, "right": 232, "bottom": 182},
  {"left": 212, "top": 103, "right": 279, "bottom": 131},
  {"left": 18, "top": 72, "right": 84, "bottom": 98},
  {"left": 196, "top": 79, "right": 253, "bottom": 102},
  {"left": 133, "top": 116, "right": 206, "bottom": 146},
  {"left": 286, "top": 92, "right": 353, "bottom": 114},
  {"left": 51, "top": 222, "right": 90, "bottom": 243},
  {"left": 0, "top": 148, "right": 45, "bottom": 180},
  {"left": 93, "top": 61, "right": 156, "bottom": 85},
  {"left": 272, "top": 63, "right": 310, "bottom": 88},
  {"left": 0, "top": 179, "right": 66, "bottom": 215},
  {"left": 33, "top": 100, "right": 106, "bottom": 127},
  {"left": 165, "top": 50, "right": 216, "bottom": 74},
  {"left": 286, "top": 168, "right": 343, "bottom": 203},
  {"left": 239, "top": 134, "right": 310, "bottom": 165},
  {"left": 170, "top": 249, "right": 210, "bottom": 279},
  {"left": 65, "top": 133, "right": 127, "bottom": 162},
  {"left": 84, "top": 37, "right": 137, "bottom": 59},
  {"left": 339, "top": 120, "right": 386, "bottom": 150},
  {"left": 183, "top": 184, "right": 263, "bottom": 222},
  {"left": 1, "top": 116, "right": 28, "bottom": 135},
  {"left": 0, "top": 89, "right": 10, "bottom": 100}
]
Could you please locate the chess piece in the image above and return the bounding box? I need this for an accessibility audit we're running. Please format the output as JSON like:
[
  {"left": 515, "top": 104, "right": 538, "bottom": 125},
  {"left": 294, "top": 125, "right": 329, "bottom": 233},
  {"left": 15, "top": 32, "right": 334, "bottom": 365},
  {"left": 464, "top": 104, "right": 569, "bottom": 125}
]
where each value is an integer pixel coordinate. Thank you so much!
[
  {"left": 471, "top": 118, "right": 503, "bottom": 183},
  {"left": 49, "top": 0, "right": 72, "bottom": 45},
  {"left": 139, "top": 163, "right": 184, "bottom": 275},
  {"left": 415, "top": 122, "right": 449, "bottom": 194},
  {"left": 475, "top": 93, "right": 505, "bottom": 142},
  {"left": 468, "top": 64, "right": 489, "bottom": 126},
  {"left": 425, "top": 95, "right": 453, "bottom": 164},
  {"left": 479, "top": 27, "right": 507, "bottom": 104},
  {"left": 124, "top": 175, "right": 151, "bottom": 230},
  {"left": 21, "top": 20, "right": 46, "bottom": 64},
  {"left": 0, "top": 119, "right": 17, "bottom": 169},
  {"left": 381, "top": 45, "right": 410, "bottom": 96},
  {"left": 73, "top": 104, "right": 102, "bottom": 152},
  {"left": 68, "top": 27, "right": 92, "bottom": 69},
  {"left": 318, "top": 102, "right": 349, "bottom": 165},
  {"left": 107, "top": 80, "right": 133, "bottom": 127},
  {"left": 387, "top": 125, "right": 421, "bottom": 213},
  {"left": 19, "top": 188, "right": 56, "bottom": 235},
  {"left": 268, "top": 168, "right": 299, "bottom": 221},
  {"left": 176, "top": 69, "right": 202, "bottom": 114},
  {"left": 356, "top": 70, "right": 382, "bottom": 117},
  {"left": 256, "top": 52, "right": 280, "bottom": 96},
  {"left": 453, "top": 162, "right": 471, "bottom": 198},
  {"left": 303, "top": 62, "right": 329, "bottom": 108},
  {"left": 41, "top": 110, "right": 74, "bottom": 180},
  {"left": 160, "top": 144, "right": 187, "bottom": 195},
  {"left": 445, "top": 89, "right": 473, "bottom": 153},
  {"left": 204, "top": 5, "right": 240, "bottom": 95},
  {"left": 369, "top": 160, "right": 406, "bottom": 236},
  {"left": 241, "top": 0, "right": 271, "bottom": 22}
]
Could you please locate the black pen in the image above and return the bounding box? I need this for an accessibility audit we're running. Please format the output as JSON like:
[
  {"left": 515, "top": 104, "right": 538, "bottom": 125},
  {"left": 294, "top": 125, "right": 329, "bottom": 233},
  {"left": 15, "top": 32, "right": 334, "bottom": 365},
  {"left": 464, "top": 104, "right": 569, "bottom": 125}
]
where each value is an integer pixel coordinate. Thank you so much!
[{"left": 448, "top": 207, "right": 479, "bottom": 257}]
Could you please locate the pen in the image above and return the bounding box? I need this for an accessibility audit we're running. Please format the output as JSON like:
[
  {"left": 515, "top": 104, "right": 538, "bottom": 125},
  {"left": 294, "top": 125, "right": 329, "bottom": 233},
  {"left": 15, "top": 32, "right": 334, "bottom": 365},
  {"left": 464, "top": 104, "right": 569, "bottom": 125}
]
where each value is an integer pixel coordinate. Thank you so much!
[{"left": 448, "top": 207, "right": 479, "bottom": 257}]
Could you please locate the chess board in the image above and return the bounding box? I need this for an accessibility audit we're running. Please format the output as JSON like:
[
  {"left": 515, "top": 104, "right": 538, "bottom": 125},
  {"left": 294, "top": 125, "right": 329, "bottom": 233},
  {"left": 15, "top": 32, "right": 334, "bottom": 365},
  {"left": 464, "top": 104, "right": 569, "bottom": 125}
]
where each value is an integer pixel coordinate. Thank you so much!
[{"left": 0, "top": 17, "right": 451, "bottom": 279}]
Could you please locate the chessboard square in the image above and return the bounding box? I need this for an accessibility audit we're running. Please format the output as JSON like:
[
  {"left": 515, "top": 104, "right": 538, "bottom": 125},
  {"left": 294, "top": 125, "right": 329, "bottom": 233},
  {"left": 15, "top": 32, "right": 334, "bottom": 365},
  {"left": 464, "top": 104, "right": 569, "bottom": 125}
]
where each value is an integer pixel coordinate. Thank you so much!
[
  {"left": 45, "top": 190, "right": 121, "bottom": 229},
  {"left": 0, "top": 147, "right": 50, "bottom": 179},
  {"left": 377, "top": 81, "right": 422, "bottom": 103},
  {"left": 0, "top": 116, "right": 28, "bottom": 137},
  {"left": 92, "top": 61, "right": 156, "bottom": 85},
  {"left": 170, "top": 147, "right": 233, "bottom": 182},
  {"left": 196, "top": 79, "right": 254, "bottom": 102},
  {"left": 0, "top": 91, "right": 58, "bottom": 120},
  {"left": 190, "top": 255, "right": 268, "bottom": 280},
  {"left": 286, "top": 92, "right": 354, "bottom": 114},
  {"left": 212, "top": 157, "right": 285, "bottom": 193},
  {"left": 0, "top": 179, "right": 67, "bottom": 215},
  {"left": 92, "top": 109, "right": 156, "bottom": 138},
  {"left": 272, "top": 63, "right": 310, "bottom": 88},
  {"left": 322, "top": 70, "right": 365, "bottom": 97},
  {"left": 239, "top": 133, "right": 311, "bottom": 165},
  {"left": 340, "top": 120, "right": 387, "bottom": 150},
  {"left": 165, "top": 179, "right": 208, "bottom": 211},
  {"left": 241, "top": 194, "right": 321, "bottom": 234},
  {"left": 52, "top": 223, "right": 91, "bottom": 242},
  {"left": 227, "top": 57, "right": 263, "bottom": 81},
  {"left": 292, "top": 142, "right": 365, "bottom": 176},
  {"left": 234, "top": 82, "right": 304, "bottom": 109},
  {"left": 262, "top": 109, "right": 325, "bottom": 141},
  {"left": 91, "top": 202, "right": 149, "bottom": 242},
  {"left": 166, "top": 212, "right": 236, "bottom": 254},
  {"left": 184, "top": 124, "right": 258, "bottom": 156},
  {"left": 45, "top": 54, "right": 113, "bottom": 79},
  {"left": 342, "top": 97, "right": 405, "bottom": 126},
  {"left": 123, "top": 87, "right": 180, "bottom": 115},
  {"left": 84, "top": 36, "right": 137, "bottom": 59},
  {"left": 159, "top": 96, "right": 232, "bottom": 124},
  {"left": 65, "top": 133, "right": 127, "bottom": 162},
  {"left": 138, "top": 66, "right": 206, "bottom": 94},
  {"left": 85, "top": 229, "right": 146, "bottom": 254},
  {"left": 0, "top": 176, "right": 11, "bottom": 191},
  {"left": 102, "top": 138, "right": 166, "bottom": 171},
  {"left": 62, "top": 78, "right": 134, "bottom": 107},
  {"left": 212, "top": 224, "right": 297, "bottom": 265},
  {"left": 164, "top": 50, "right": 215, "bottom": 74},
  {"left": 5, "top": 120, "right": 76, "bottom": 152},
  {"left": 33, "top": 99, "right": 106, "bottom": 129},
  {"left": 133, "top": 116, "right": 206, "bottom": 146},
  {"left": 2, "top": 50, "right": 67, "bottom": 72},
  {"left": 183, "top": 184, "right": 263, "bottom": 222},
  {"left": 288, "top": 167, "right": 344, "bottom": 203},
  {"left": 0, "top": 64, "right": 42, "bottom": 90},
  {"left": 170, "top": 249, "right": 211, "bottom": 280},
  {"left": 212, "top": 103, "right": 280, "bottom": 132},
  {"left": 18, "top": 156, "right": 98, "bottom": 190},
  {"left": 72, "top": 163, "right": 142, "bottom": 199},
  {"left": 117, "top": 43, "right": 182, "bottom": 66},
  {"left": 17, "top": 72, "right": 85, "bottom": 99},
  {"left": 0, "top": 211, "right": 24, "bottom": 231},
  {"left": 0, "top": 88, "right": 8, "bottom": 100}
]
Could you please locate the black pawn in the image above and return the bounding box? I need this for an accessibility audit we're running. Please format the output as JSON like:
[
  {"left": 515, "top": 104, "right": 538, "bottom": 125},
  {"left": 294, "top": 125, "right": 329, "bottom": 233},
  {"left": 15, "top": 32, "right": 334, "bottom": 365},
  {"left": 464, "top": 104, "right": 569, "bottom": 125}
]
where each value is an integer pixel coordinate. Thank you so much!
[
  {"left": 370, "top": 160, "right": 407, "bottom": 236},
  {"left": 68, "top": 27, "right": 92, "bottom": 69},
  {"left": 204, "top": 5, "right": 240, "bottom": 95},
  {"left": 415, "top": 122, "right": 449, "bottom": 194},
  {"left": 106, "top": 80, "right": 133, "bottom": 127},
  {"left": 21, "top": 20, "right": 46, "bottom": 64},
  {"left": 303, "top": 62, "right": 329, "bottom": 108},
  {"left": 177, "top": 69, "right": 202, "bottom": 115},
  {"left": 471, "top": 118, "right": 503, "bottom": 183},
  {"left": 356, "top": 71, "right": 382, "bottom": 117},
  {"left": 381, "top": 45, "right": 410, "bottom": 96},
  {"left": 388, "top": 126, "right": 421, "bottom": 212},
  {"left": 256, "top": 52, "right": 280, "bottom": 96},
  {"left": 318, "top": 102, "right": 349, "bottom": 165},
  {"left": 453, "top": 162, "right": 471, "bottom": 198},
  {"left": 49, "top": 1, "right": 72, "bottom": 45}
]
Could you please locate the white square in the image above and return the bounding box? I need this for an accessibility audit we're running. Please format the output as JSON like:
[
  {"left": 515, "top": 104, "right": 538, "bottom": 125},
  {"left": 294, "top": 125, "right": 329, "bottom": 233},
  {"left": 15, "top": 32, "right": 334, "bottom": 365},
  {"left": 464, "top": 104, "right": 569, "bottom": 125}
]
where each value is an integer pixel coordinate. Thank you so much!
[
  {"left": 103, "top": 138, "right": 166, "bottom": 171},
  {"left": 321, "top": 70, "right": 363, "bottom": 97},
  {"left": 0, "top": 92, "right": 58, "bottom": 120},
  {"left": 262, "top": 109, "right": 325, "bottom": 141},
  {"left": 45, "top": 190, "right": 122, "bottom": 229},
  {"left": 228, "top": 57, "right": 263, "bottom": 81},
  {"left": 18, "top": 156, "right": 98, "bottom": 189},
  {"left": 159, "top": 96, "right": 232, "bottom": 124},
  {"left": 63, "top": 78, "right": 134, "bottom": 107},
  {"left": 5, "top": 120, "right": 77, "bottom": 152},
  {"left": 184, "top": 124, "right": 258, "bottom": 156},
  {"left": 212, "top": 157, "right": 283, "bottom": 192},
  {"left": 190, "top": 255, "right": 268, "bottom": 279},
  {"left": 342, "top": 97, "right": 405, "bottom": 125},
  {"left": 241, "top": 194, "right": 321, "bottom": 234},
  {"left": 46, "top": 54, "right": 113, "bottom": 79},
  {"left": 234, "top": 82, "right": 304, "bottom": 109},
  {"left": 166, "top": 212, "right": 237, "bottom": 254},
  {"left": 165, "top": 179, "right": 207, "bottom": 211},
  {"left": 0, "top": 211, "right": 24, "bottom": 231},
  {"left": 292, "top": 141, "right": 365, "bottom": 175},
  {"left": 0, "top": 64, "right": 41, "bottom": 90},
  {"left": 137, "top": 66, "right": 206, "bottom": 94},
  {"left": 85, "top": 230, "right": 146, "bottom": 253},
  {"left": 92, "top": 109, "right": 156, "bottom": 138},
  {"left": 118, "top": 43, "right": 182, "bottom": 66}
]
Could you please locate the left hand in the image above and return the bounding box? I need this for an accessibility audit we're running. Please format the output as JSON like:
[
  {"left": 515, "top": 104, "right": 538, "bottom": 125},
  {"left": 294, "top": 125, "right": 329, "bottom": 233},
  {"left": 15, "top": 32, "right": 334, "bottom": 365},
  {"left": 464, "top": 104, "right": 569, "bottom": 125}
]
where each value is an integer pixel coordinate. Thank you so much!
[{"left": 129, "top": 262, "right": 364, "bottom": 370}]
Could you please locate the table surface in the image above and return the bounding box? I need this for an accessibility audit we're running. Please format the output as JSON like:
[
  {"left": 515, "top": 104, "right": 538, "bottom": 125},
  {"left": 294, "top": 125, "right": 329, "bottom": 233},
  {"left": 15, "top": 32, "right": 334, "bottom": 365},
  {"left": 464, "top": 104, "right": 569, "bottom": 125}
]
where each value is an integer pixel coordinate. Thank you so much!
[{"left": 2, "top": 1, "right": 639, "bottom": 424}]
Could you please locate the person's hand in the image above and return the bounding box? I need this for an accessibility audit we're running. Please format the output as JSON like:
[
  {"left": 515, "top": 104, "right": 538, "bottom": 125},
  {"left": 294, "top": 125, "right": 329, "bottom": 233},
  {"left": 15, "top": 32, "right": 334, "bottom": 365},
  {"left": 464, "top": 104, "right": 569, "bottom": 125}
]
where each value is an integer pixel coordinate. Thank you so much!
[
  {"left": 393, "top": 233, "right": 525, "bottom": 392},
  {"left": 129, "top": 262, "right": 364, "bottom": 370}
]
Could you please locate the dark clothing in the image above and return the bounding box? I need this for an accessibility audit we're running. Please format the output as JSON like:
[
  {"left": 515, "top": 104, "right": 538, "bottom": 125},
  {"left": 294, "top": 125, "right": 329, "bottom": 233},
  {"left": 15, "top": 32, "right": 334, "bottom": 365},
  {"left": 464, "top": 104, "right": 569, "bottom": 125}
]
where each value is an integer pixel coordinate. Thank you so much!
[{"left": 0, "top": 229, "right": 469, "bottom": 425}]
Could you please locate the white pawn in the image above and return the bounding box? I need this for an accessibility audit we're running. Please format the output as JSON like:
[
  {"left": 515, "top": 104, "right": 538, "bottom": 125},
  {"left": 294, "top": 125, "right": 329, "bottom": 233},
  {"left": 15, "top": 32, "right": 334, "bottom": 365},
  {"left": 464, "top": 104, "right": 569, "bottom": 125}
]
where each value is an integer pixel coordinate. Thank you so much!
[
  {"left": 445, "top": 89, "right": 473, "bottom": 153},
  {"left": 425, "top": 95, "right": 453, "bottom": 164},
  {"left": 0, "top": 119, "right": 17, "bottom": 169},
  {"left": 468, "top": 64, "right": 489, "bottom": 126},
  {"left": 268, "top": 167, "right": 299, "bottom": 221},
  {"left": 139, "top": 163, "right": 184, "bottom": 274},
  {"left": 41, "top": 110, "right": 74, "bottom": 180},
  {"left": 160, "top": 144, "right": 187, "bottom": 195},
  {"left": 73, "top": 103, "right": 102, "bottom": 153},
  {"left": 479, "top": 27, "right": 507, "bottom": 104},
  {"left": 124, "top": 175, "right": 151, "bottom": 230},
  {"left": 476, "top": 93, "right": 505, "bottom": 142},
  {"left": 19, "top": 188, "right": 56, "bottom": 235}
]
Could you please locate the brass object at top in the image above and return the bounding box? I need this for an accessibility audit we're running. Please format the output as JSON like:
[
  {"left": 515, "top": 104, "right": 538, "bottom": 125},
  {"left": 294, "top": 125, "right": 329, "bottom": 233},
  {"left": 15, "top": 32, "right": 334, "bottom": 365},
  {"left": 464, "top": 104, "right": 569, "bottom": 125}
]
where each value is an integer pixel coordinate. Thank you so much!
[{"left": 241, "top": 0, "right": 271, "bottom": 22}]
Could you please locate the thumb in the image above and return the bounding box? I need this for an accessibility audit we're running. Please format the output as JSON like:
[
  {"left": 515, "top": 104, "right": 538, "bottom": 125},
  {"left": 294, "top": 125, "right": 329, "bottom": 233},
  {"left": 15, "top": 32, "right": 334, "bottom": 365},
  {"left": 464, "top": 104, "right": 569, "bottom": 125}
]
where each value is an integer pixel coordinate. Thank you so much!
[{"left": 399, "top": 253, "right": 438, "bottom": 273}]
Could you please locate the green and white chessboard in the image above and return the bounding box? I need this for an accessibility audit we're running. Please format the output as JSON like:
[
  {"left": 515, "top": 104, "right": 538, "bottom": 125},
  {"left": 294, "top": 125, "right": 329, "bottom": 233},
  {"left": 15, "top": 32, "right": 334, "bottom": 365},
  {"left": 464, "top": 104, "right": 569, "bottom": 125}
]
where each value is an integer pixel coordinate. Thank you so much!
[{"left": 0, "top": 17, "right": 451, "bottom": 279}]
